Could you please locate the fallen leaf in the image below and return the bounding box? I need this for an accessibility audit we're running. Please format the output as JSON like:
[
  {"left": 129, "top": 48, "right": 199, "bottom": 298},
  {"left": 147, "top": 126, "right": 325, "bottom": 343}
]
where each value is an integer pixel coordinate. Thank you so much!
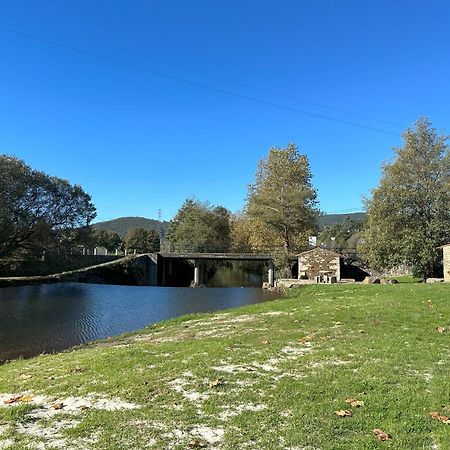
[
  {"left": 334, "top": 409, "right": 352, "bottom": 417},
  {"left": 430, "top": 411, "right": 450, "bottom": 424},
  {"left": 3, "top": 396, "right": 21, "bottom": 405},
  {"left": 18, "top": 395, "right": 34, "bottom": 403},
  {"left": 298, "top": 334, "right": 314, "bottom": 344},
  {"left": 187, "top": 439, "right": 206, "bottom": 448},
  {"left": 70, "top": 367, "right": 85, "bottom": 373},
  {"left": 52, "top": 402, "right": 64, "bottom": 410},
  {"left": 436, "top": 326, "right": 446, "bottom": 333},
  {"left": 261, "top": 340, "right": 271, "bottom": 345},
  {"left": 209, "top": 379, "right": 224, "bottom": 388},
  {"left": 345, "top": 398, "right": 364, "bottom": 407},
  {"left": 373, "top": 428, "right": 391, "bottom": 441}
]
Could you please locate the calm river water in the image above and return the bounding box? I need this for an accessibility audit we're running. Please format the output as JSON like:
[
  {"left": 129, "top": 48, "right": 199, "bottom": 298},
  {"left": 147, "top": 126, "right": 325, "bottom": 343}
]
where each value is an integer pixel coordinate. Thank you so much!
[{"left": 0, "top": 283, "right": 281, "bottom": 362}]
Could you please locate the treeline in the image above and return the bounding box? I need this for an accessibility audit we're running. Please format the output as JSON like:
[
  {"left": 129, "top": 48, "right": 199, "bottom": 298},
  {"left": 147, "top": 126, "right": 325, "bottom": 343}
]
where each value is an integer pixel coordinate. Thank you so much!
[
  {"left": 88, "top": 228, "right": 160, "bottom": 254},
  {"left": 1, "top": 117, "right": 449, "bottom": 278}
]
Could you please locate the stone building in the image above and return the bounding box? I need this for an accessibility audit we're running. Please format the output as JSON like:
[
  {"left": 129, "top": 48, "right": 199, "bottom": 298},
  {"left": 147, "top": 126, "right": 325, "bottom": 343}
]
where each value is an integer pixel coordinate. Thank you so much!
[
  {"left": 297, "top": 247, "right": 342, "bottom": 282},
  {"left": 443, "top": 244, "right": 450, "bottom": 282}
]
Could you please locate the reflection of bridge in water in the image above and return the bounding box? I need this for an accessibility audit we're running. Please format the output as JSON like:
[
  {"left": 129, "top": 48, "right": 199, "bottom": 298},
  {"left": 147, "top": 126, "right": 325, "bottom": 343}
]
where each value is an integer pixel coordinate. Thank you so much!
[{"left": 156, "top": 252, "right": 275, "bottom": 287}]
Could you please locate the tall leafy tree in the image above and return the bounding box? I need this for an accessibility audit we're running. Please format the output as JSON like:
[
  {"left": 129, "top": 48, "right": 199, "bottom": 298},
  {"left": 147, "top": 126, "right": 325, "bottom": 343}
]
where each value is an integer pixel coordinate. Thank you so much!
[
  {"left": 245, "top": 143, "right": 319, "bottom": 255},
  {"left": 0, "top": 155, "right": 96, "bottom": 258},
  {"left": 360, "top": 118, "right": 450, "bottom": 278},
  {"left": 166, "top": 199, "right": 231, "bottom": 252},
  {"left": 124, "top": 228, "right": 160, "bottom": 253},
  {"left": 92, "top": 229, "right": 123, "bottom": 252}
]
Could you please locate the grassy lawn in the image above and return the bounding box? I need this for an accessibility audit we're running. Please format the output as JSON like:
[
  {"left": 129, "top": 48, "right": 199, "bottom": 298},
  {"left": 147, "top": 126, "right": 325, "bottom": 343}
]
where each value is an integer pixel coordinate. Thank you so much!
[
  {"left": 0, "top": 284, "right": 449, "bottom": 449},
  {"left": 392, "top": 276, "right": 423, "bottom": 283}
]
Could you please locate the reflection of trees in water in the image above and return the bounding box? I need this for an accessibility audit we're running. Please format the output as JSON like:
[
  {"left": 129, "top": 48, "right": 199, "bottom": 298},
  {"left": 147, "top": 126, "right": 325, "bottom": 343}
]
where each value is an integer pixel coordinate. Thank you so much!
[{"left": 207, "top": 261, "right": 265, "bottom": 287}]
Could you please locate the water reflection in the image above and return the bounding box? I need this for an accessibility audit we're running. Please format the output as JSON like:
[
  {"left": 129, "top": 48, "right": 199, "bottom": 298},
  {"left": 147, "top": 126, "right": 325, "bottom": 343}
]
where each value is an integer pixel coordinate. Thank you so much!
[{"left": 0, "top": 283, "right": 280, "bottom": 362}]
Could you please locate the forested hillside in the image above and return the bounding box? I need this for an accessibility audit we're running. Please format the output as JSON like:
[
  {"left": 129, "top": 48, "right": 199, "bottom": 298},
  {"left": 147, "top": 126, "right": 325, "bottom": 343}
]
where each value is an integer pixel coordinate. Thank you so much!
[
  {"left": 317, "top": 212, "right": 366, "bottom": 229},
  {"left": 93, "top": 217, "right": 169, "bottom": 237},
  {"left": 94, "top": 213, "right": 365, "bottom": 239}
]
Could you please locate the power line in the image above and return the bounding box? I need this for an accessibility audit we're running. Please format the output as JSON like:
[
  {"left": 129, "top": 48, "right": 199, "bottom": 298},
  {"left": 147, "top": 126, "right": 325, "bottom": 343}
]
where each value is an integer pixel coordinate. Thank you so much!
[
  {"left": 0, "top": 11, "right": 404, "bottom": 128},
  {"left": 0, "top": 25, "right": 399, "bottom": 136}
]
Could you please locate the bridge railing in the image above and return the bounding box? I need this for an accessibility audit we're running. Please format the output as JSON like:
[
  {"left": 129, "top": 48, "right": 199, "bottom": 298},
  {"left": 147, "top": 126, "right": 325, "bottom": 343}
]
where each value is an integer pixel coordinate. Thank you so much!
[{"left": 159, "top": 242, "right": 309, "bottom": 255}]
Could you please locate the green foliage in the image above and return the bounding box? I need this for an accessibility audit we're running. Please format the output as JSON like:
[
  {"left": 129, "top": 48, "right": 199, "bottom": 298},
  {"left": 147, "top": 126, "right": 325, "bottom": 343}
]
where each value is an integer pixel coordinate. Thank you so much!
[
  {"left": 124, "top": 228, "right": 159, "bottom": 253},
  {"left": 92, "top": 229, "right": 123, "bottom": 252},
  {"left": 166, "top": 199, "right": 231, "bottom": 252},
  {"left": 360, "top": 118, "right": 450, "bottom": 278},
  {"left": 244, "top": 143, "right": 319, "bottom": 273},
  {"left": 317, "top": 212, "right": 366, "bottom": 229},
  {"left": 0, "top": 155, "right": 96, "bottom": 259},
  {"left": 319, "top": 217, "right": 364, "bottom": 252}
]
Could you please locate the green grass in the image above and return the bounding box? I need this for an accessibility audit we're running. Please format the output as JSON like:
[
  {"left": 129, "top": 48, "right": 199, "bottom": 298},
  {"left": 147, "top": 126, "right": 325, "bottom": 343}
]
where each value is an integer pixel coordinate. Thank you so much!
[
  {"left": 0, "top": 284, "right": 449, "bottom": 449},
  {"left": 392, "top": 275, "right": 423, "bottom": 283}
]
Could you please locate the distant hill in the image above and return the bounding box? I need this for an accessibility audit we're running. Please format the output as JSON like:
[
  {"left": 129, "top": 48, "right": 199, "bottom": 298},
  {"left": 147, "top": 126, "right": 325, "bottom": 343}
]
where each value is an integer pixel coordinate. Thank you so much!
[
  {"left": 93, "top": 217, "right": 169, "bottom": 237},
  {"left": 93, "top": 212, "right": 365, "bottom": 238},
  {"left": 317, "top": 212, "right": 366, "bottom": 229}
]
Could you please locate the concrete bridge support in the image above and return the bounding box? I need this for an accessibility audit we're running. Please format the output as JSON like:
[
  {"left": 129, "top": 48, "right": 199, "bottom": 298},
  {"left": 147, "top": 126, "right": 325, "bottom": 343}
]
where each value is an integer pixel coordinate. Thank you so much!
[
  {"left": 193, "top": 260, "right": 206, "bottom": 285},
  {"left": 268, "top": 260, "right": 274, "bottom": 287}
]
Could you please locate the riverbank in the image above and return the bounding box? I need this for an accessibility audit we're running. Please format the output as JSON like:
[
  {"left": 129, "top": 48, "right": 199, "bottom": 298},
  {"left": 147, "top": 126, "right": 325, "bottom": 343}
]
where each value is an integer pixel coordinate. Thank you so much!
[{"left": 0, "top": 284, "right": 449, "bottom": 449}]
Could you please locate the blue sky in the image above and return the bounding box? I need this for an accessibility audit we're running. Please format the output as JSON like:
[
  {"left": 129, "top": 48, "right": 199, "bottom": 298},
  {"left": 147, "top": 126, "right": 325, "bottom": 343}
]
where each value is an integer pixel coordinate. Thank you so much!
[{"left": 1, "top": 0, "right": 449, "bottom": 222}]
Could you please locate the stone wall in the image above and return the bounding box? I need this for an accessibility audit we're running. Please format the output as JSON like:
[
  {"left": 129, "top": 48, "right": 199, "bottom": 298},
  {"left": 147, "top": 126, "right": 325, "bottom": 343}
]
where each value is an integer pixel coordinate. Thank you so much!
[
  {"left": 298, "top": 248, "right": 341, "bottom": 281},
  {"left": 444, "top": 246, "right": 450, "bottom": 282},
  {"left": 372, "top": 264, "right": 413, "bottom": 278}
]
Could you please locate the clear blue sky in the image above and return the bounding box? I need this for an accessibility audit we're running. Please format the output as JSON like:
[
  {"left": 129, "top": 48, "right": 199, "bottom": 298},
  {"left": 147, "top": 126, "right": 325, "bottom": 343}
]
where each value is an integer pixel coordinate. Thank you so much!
[{"left": 1, "top": 1, "right": 449, "bottom": 222}]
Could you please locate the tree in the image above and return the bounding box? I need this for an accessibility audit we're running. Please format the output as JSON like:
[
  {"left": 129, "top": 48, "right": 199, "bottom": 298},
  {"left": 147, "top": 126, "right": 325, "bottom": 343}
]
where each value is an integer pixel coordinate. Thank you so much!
[
  {"left": 92, "top": 229, "right": 123, "bottom": 252},
  {"left": 245, "top": 143, "right": 319, "bottom": 255},
  {"left": 124, "top": 228, "right": 159, "bottom": 253},
  {"left": 229, "top": 212, "right": 253, "bottom": 253},
  {"left": 0, "top": 155, "right": 96, "bottom": 258},
  {"left": 319, "top": 217, "right": 364, "bottom": 252},
  {"left": 166, "top": 199, "right": 231, "bottom": 252},
  {"left": 360, "top": 118, "right": 450, "bottom": 278}
]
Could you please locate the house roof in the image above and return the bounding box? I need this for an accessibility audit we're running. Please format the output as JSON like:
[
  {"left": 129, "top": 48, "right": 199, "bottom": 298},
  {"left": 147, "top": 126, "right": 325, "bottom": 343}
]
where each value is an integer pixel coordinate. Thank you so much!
[{"left": 297, "top": 247, "right": 343, "bottom": 258}]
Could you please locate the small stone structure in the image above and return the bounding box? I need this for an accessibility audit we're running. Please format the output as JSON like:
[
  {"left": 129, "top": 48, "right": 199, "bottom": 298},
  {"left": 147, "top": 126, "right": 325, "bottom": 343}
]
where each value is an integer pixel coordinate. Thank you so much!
[
  {"left": 297, "top": 247, "right": 342, "bottom": 282},
  {"left": 443, "top": 244, "right": 450, "bottom": 282}
]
